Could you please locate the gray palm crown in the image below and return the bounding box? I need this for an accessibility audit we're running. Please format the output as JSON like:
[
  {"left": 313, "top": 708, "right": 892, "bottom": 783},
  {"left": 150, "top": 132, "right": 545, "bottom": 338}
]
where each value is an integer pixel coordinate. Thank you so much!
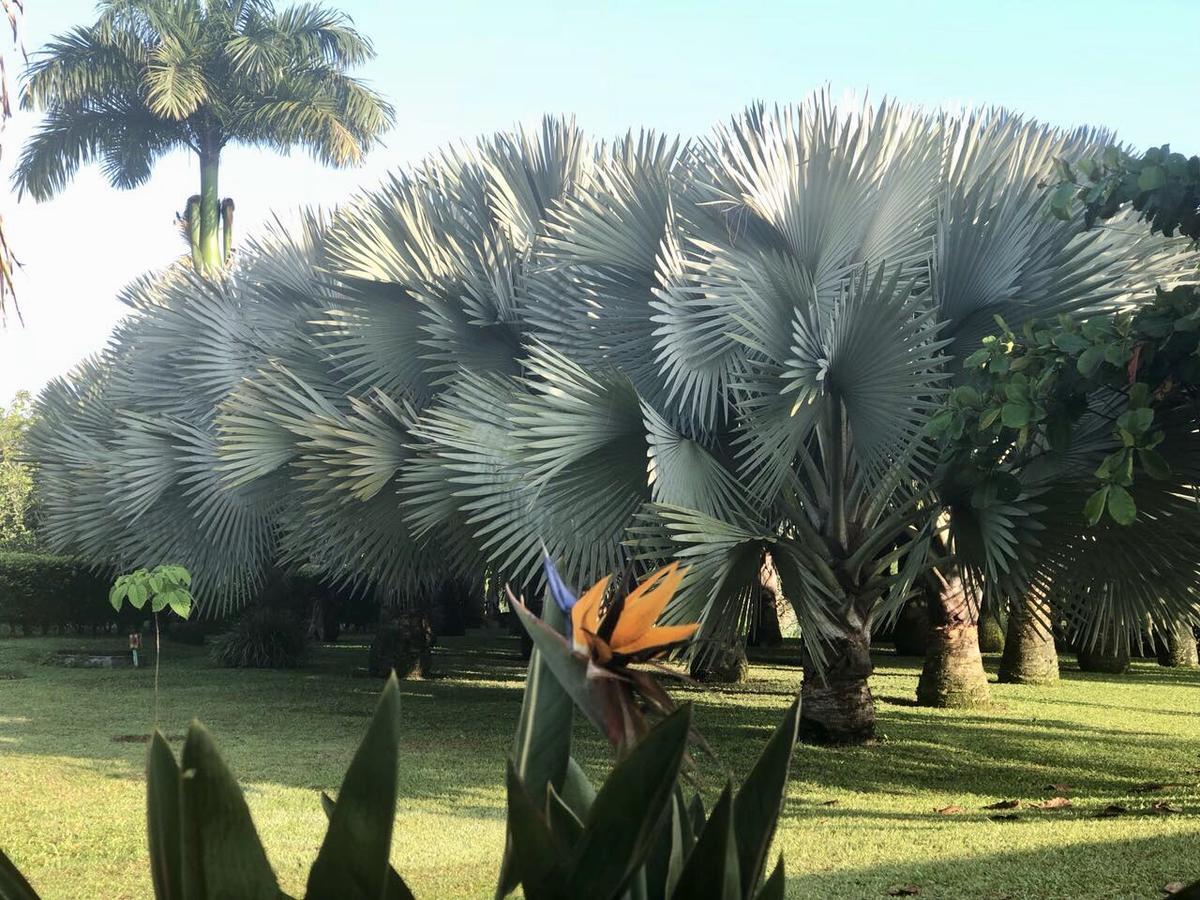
[{"left": 27, "top": 94, "right": 1199, "bottom": 660}]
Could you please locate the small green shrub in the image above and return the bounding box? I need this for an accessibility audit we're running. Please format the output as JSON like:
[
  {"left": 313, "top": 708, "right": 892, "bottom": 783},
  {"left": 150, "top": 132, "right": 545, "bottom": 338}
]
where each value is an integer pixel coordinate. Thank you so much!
[
  {"left": 0, "top": 552, "right": 134, "bottom": 634},
  {"left": 210, "top": 607, "right": 307, "bottom": 668},
  {"left": 109, "top": 565, "right": 193, "bottom": 619}
]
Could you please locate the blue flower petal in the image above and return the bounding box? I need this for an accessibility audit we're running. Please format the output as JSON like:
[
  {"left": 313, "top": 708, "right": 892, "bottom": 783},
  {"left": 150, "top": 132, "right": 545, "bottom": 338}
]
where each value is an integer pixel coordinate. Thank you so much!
[{"left": 543, "top": 552, "right": 578, "bottom": 614}]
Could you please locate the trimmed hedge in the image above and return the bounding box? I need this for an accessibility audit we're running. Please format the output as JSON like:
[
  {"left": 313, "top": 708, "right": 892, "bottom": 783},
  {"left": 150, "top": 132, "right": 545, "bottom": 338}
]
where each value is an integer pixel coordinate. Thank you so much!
[{"left": 0, "top": 552, "right": 138, "bottom": 634}]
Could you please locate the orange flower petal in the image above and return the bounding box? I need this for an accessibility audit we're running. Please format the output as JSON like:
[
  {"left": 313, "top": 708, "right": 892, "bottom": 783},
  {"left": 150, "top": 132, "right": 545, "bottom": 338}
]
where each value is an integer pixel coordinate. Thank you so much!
[
  {"left": 613, "top": 622, "right": 699, "bottom": 657},
  {"left": 609, "top": 563, "right": 684, "bottom": 649},
  {"left": 572, "top": 575, "right": 610, "bottom": 650}
]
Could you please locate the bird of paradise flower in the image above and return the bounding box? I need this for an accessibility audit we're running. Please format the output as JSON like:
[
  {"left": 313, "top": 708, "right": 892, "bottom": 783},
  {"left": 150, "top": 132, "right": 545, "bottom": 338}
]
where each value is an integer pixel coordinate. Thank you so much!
[{"left": 509, "top": 556, "right": 700, "bottom": 751}]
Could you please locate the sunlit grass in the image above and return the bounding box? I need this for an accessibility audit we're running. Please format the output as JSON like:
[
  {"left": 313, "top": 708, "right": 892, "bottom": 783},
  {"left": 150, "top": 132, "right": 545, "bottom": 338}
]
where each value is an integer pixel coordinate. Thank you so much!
[{"left": 1, "top": 631, "right": 1197, "bottom": 898}]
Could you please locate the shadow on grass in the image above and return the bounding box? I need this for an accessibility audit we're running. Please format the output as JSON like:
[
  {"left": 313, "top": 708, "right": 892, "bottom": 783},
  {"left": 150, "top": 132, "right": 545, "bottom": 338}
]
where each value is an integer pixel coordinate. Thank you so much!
[
  {"left": 784, "top": 831, "right": 1200, "bottom": 900},
  {"left": 1, "top": 632, "right": 1198, "bottom": 812}
]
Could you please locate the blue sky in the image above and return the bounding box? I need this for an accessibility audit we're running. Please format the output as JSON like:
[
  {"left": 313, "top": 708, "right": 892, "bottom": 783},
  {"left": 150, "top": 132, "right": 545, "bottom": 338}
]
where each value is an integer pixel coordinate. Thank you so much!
[{"left": 3, "top": 0, "right": 1199, "bottom": 404}]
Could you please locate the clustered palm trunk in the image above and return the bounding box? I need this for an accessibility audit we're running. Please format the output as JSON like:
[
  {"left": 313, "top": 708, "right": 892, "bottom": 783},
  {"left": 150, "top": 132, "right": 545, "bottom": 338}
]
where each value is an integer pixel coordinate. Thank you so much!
[
  {"left": 916, "top": 568, "right": 991, "bottom": 708},
  {"left": 24, "top": 97, "right": 1200, "bottom": 748},
  {"left": 998, "top": 595, "right": 1060, "bottom": 684},
  {"left": 800, "top": 615, "right": 875, "bottom": 744},
  {"left": 1158, "top": 621, "right": 1199, "bottom": 669}
]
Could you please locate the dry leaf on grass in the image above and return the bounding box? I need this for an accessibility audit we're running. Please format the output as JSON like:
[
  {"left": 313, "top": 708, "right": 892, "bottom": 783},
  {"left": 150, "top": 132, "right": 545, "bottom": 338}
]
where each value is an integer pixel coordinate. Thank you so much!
[
  {"left": 1034, "top": 796, "right": 1072, "bottom": 810},
  {"left": 982, "top": 799, "right": 1020, "bottom": 810},
  {"left": 886, "top": 885, "right": 920, "bottom": 896},
  {"left": 1152, "top": 801, "right": 1184, "bottom": 814},
  {"left": 935, "top": 805, "right": 965, "bottom": 815},
  {"left": 1163, "top": 882, "right": 1186, "bottom": 895},
  {"left": 988, "top": 814, "right": 1020, "bottom": 822},
  {"left": 820, "top": 799, "right": 839, "bottom": 806},
  {"left": 1044, "top": 783, "right": 1073, "bottom": 794},
  {"left": 1097, "top": 804, "right": 1128, "bottom": 818}
]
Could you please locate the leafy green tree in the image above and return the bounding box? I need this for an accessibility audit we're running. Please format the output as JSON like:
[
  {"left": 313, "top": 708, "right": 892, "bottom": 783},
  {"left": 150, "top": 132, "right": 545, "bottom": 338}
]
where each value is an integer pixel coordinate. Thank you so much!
[
  {"left": 12, "top": 0, "right": 393, "bottom": 274},
  {"left": 0, "top": 390, "right": 37, "bottom": 549},
  {"left": 1049, "top": 144, "right": 1200, "bottom": 240},
  {"left": 930, "top": 142, "right": 1200, "bottom": 674}
]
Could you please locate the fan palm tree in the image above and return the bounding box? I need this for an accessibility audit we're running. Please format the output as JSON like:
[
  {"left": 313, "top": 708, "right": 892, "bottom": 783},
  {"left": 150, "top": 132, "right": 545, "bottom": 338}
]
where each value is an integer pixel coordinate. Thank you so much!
[
  {"left": 26, "top": 99, "right": 1200, "bottom": 745},
  {"left": 12, "top": 0, "right": 393, "bottom": 274}
]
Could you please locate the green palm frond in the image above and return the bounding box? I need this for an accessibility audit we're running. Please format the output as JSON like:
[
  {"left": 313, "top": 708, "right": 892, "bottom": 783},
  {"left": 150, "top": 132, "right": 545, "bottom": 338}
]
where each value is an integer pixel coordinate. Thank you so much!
[
  {"left": 479, "top": 115, "right": 589, "bottom": 251},
  {"left": 266, "top": 1, "right": 375, "bottom": 69},
  {"left": 935, "top": 113, "right": 1186, "bottom": 356},
  {"left": 19, "top": 24, "right": 145, "bottom": 111},
  {"left": 14, "top": 100, "right": 187, "bottom": 199},
  {"left": 641, "top": 401, "right": 749, "bottom": 519},
  {"left": 524, "top": 130, "right": 682, "bottom": 402},
  {"left": 143, "top": 18, "right": 207, "bottom": 120},
  {"left": 1027, "top": 400, "right": 1200, "bottom": 650}
]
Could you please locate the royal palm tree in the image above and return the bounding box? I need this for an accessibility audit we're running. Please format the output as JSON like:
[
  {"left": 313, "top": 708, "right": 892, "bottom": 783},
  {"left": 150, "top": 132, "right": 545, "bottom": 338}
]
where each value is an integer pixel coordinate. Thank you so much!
[{"left": 12, "top": 0, "right": 393, "bottom": 274}]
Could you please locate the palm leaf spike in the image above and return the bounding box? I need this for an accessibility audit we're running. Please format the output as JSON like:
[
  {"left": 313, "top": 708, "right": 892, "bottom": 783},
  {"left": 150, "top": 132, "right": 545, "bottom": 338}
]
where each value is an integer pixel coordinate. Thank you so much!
[
  {"left": 185, "top": 194, "right": 200, "bottom": 272},
  {"left": 220, "top": 197, "right": 234, "bottom": 264}
]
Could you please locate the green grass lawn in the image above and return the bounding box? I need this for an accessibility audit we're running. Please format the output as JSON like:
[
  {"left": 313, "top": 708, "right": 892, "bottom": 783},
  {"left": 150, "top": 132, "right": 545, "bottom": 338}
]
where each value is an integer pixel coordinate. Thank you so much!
[{"left": 1, "top": 630, "right": 1198, "bottom": 899}]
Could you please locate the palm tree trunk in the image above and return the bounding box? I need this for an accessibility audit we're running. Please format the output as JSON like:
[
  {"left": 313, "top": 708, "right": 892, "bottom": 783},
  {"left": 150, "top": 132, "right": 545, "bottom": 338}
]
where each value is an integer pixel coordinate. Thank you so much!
[
  {"left": 1157, "top": 620, "right": 1199, "bottom": 669},
  {"left": 799, "top": 618, "right": 874, "bottom": 745},
  {"left": 998, "top": 594, "right": 1059, "bottom": 684},
  {"left": 748, "top": 553, "right": 783, "bottom": 648},
  {"left": 916, "top": 570, "right": 991, "bottom": 708},
  {"left": 689, "top": 642, "right": 749, "bottom": 683},
  {"left": 197, "top": 148, "right": 222, "bottom": 274}
]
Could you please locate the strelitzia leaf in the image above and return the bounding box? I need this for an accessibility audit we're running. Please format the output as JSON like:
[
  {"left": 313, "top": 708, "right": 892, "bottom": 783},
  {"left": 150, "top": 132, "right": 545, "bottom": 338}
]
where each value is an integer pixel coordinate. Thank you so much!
[
  {"left": 566, "top": 705, "right": 693, "bottom": 899},
  {"left": 560, "top": 757, "right": 597, "bottom": 820},
  {"left": 318, "top": 793, "right": 414, "bottom": 900},
  {"left": 146, "top": 732, "right": 183, "bottom": 900},
  {"left": 504, "top": 761, "right": 570, "bottom": 900},
  {"left": 179, "top": 722, "right": 279, "bottom": 900},
  {"left": 306, "top": 673, "right": 403, "bottom": 900},
  {"left": 733, "top": 698, "right": 800, "bottom": 896},
  {"left": 0, "top": 849, "right": 40, "bottom": 900},
  {"left": 511, "top": 597, "right": 608, "bottom": 734},
  {"left": 644, "top": 790, "right": 688, "bottom": 900},
  {"left": 546, "top": 784, "right": 585, "bottom": 847},
  {"left": 671, "top": 784, "right": 740, "bottom": 900},
  {"left": 497, "top": 599, "right": 574, "bottom": 897},
  {"left": 754, "top": 858, "right": 786, "bottom": 900}
]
